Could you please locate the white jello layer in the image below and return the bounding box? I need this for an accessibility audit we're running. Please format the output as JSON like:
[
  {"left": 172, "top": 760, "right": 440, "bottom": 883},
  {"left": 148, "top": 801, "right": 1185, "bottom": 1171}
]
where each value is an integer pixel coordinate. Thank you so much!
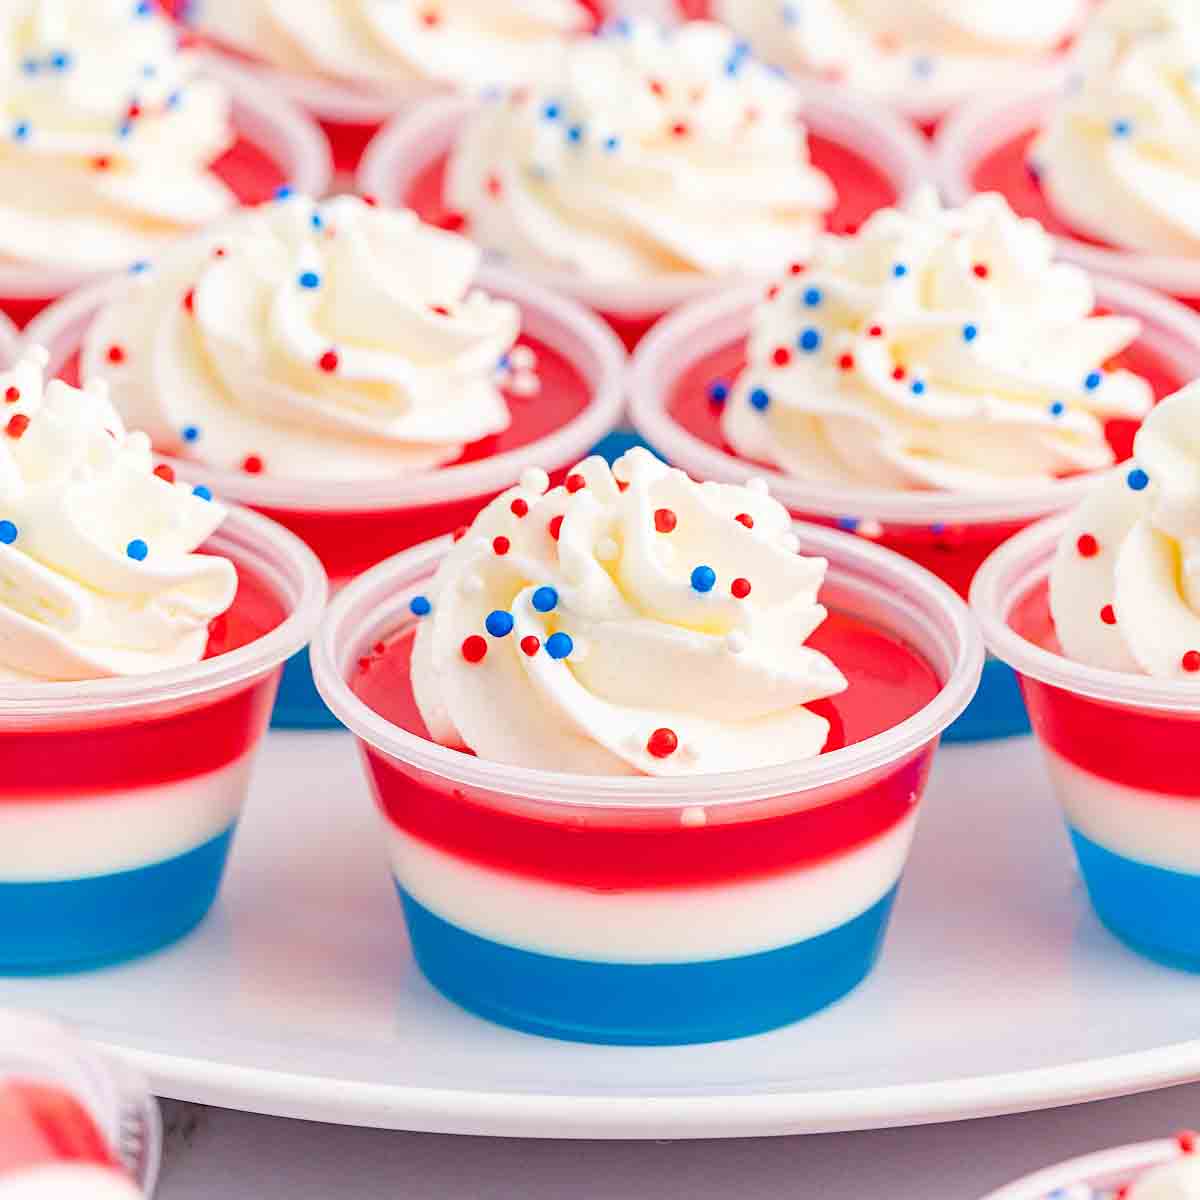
[
  {"left": 1044, "top": 748, "right": 1200, "bottom": 875},
  {"left": 387, "top": 811, "right": 918, "bottom": 963},
  {"left": 0, "top": 754, "right": 253, "bottom": 882},
  {"left": 0, "top": 1164, "right": 141, "bottom": 1199}
]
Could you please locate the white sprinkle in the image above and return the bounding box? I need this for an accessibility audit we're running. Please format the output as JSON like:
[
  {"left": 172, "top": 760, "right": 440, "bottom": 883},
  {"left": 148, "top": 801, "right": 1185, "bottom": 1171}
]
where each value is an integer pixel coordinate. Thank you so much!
[
  {"left": 511, "top": 345, "right": 537, "bottom": 370},
  {"left": 858, "top": 518, "right": 884, "bottom": 539},
  {"left": 746, "top": 476, "right": 770, "bottom": 495},
  {"left": 681, "top": 806, "right": 707, "bottom": 828},
  {"left": 726, "top": 631, "right": 748, "bottom": 654},
  {"left": 595, "top": 537, "right": 619, "bottom": 561},
  {"left": 520, "top": 467, "right": 550, "bottom": 494}
]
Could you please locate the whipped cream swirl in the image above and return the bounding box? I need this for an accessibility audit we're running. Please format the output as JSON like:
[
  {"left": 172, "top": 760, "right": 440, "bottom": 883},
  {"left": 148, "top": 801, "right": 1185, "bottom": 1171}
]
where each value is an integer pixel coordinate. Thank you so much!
[
  {"left": 723, "top": 189, "right": 1153, "bottom": 492},
  {"left": 0, "top": 348, "right": 236, "bottom": 684},
  {"left": 1051, "top": 381, "right": 1200, "bottom": 679},
  {"left": 714, "top": 0, "right": 1083, "bottom": 116},
  {"left": 1127, "top": 1153, "right": 1200, "bottom": 1200},
  {"left": 1031, "top": 0, "right": 1200, "bottom": 257},
  {"left": 192, "top": 0, "right": 593, "bottom": 97},
  {"left": 412, "top": 447, "right": 848, "bottom": 776},
  {"left": 83, "top": 194, "right": 520, "bottom": 481},
  {"left": 0, "top": 0, "right": 236, "bottom": 273},
  {"left": 444, "top": 19, "right": 836, "bottom": 281}
]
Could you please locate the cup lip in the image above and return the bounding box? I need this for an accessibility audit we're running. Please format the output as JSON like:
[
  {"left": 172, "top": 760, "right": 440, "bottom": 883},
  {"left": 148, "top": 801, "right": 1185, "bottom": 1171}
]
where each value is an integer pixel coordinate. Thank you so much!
[
  {"left": 627, "top": 273, "right": 1200, "bottom": 528},
  {"left": 0, "top": 53, "right": 332, "bottom": 304},
  {"left": 22, "top": 264, "right": 628, "bottom": 515},
  {"left": 970, "top": 511, "right": 1200, "bottom": 714},
  {"left": 978, "top": 1138, "right": 1178, "bottom": 1200},
  {"left": 0, "top": 502, "right": 328, "bottom": 721},
  {"left": 355, "top": 82, "right": 933, "bottom": 320},
  {"left": 311, "top": 521, "right": 984, "bottom": 808},
  {"left": 935, "top": 84, "right": 1200, "bottom": 298}
]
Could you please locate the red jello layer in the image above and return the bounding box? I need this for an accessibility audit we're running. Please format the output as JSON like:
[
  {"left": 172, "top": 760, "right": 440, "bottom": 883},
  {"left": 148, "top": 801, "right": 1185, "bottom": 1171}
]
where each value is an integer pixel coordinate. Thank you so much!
[
  {"left": 0, "top": 549, "right": 285, "bottom": 796},
  {"left": 1010, "top": 579, "right": 1200, "bottom": 797},
  {"left": 351, "top": 611, "right": 940, "bottom": 888},
  {"left": 0, "top": 1083, "right": 118, "bottom": 1173}
]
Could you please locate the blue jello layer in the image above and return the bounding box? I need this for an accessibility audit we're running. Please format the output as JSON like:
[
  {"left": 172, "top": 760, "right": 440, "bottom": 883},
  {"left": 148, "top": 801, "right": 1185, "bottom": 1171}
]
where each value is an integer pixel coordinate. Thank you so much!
[
  {"left": 943, "top": 656, "right": 1029, "bottom": 743},
  {"left": 1070, "top": 828, "right": 1200, "bottom": 971},
  {"left": 399, "top": 884, "right": 898, "bottom": 1044},
  {"left": 0, "top": 828, "right": 235, "bottom": 975},
  {"left": 272, "top": 648, "right": 341, "bottom": 729}
]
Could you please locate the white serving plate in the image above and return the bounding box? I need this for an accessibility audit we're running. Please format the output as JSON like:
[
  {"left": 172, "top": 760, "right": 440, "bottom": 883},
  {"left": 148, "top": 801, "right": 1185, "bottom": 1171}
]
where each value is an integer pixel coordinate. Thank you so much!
[{"left": 4, "top": 732, "right": 1199, "bottom": 1139}]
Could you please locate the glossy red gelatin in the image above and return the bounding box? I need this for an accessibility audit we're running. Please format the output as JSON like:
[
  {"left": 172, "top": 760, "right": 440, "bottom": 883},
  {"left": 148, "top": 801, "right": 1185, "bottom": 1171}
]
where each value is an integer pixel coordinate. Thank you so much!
[{"left": 0, "top": 1082, "right": 120, "bottom": 1175}]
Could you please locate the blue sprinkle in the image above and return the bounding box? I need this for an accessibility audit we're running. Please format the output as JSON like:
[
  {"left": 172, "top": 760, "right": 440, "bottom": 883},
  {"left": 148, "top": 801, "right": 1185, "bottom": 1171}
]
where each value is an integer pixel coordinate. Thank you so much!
[
  {"left": 798, "top": 328, "right": 822, "bottom": 353},
  {"left": 49, "top": 50, "right": 72, "bottom": 71},
  {"left": 1127, "top": 467, "right": 1150, "bottom": 491},
  {"left": 545, "top": 631, "right": 573, "bottom": 660},
  {"left": 892, "top": 262, "right": 908, "bottom": 278},
  {"left": 273, "top": 184, "right": 294, "bottom": 202},
  {"left": 0, "top": 520, "right": 16, "bottom": 545},
  {"left": 142, "top": 63, "right": 158, "bottom": 79},
  {"left": 749, "top": 386, "right": 770, "bottom": 411},
  {"left": 134, "top": 0, "right": 153, "bottom": 14},
  {"left": 912, "top": 55, "right": 935, "bottom": 78},
  {"left": 708, "top": 379, "right": 729, "bottom": 405},
  {"left": 117, "top": 121, "right": 133, "bottom": 139},
  {"left": 298, "top": 270, "right": 321, "bottom": 289},
  {"left": 962, "top": 323, "right": 978, "bottom": 343},
  {"left": 310, "top": 210, "right": 324, "bottom": 231},
  {"left": 724, "top": 54, "right": 743, "bottom": 77},
  {"left": 165, "top": 90, "right": 181, "bottom": 109},
  {"left": 604, "top": 17, "right": 630, "bottom": 36},
  {"left": 1049, "top": 401, "right": 1066, "bottom": 417},
  {"left": 932, "top": 522, "right": 947, "bottom": 535},
  {"left": 690, "top": 565, "right": 717, "bottom": 593},
  {"left": 542, "top": 101, "right": 561, "bottom": 121},
  {"left": 837, "top": 516, "right": 859, "bottom": 532},
  {"left": 603, "top": 135, "right": 621, "bottom": 152},
  {"left": 12, "top": 121, "right": 31, "bottom": 142},
  {"left": 485, "top": 610, "right": 514, "bottom": 638},
  {"left": 410, "top": 594, "right": 432, "bottom": 617},
  {"left": 21, "top": 58, "right": 39, "bottom": 75},
  {"left": 126, "top": 538, "right": 149, "bottom": 561},
  {"left": 192, "top": 485, "right": 213, "bottom": 501},
  {"left": 911, "top": 379, "right": 927, "bottom": 395},
  {"left": 1084, "top": 370, "right": 1103, "bottom": 391},
  {"left": 1111, "top": 118, "right": 1133, "bottom": 138},
  {"left": 566, "top": 124, "right": 584, "bottom": 144},
  {"left": 802, "top": 286, "right": 823, "bottom": 307},
  {"left": 129, "top": 259, "right": 150, "bottom": 274},
  {"left": 1026, "top": 159, "right": 1042, "bottom": 183},
  {"left": 781, "top": 3, "right": 800, "bottom": 25},
  {"left": 182, "top": 424, "right": 201, "bottom": 443},
  {"left": 532, "top": 586, "right": 559, "bottom": 613}
]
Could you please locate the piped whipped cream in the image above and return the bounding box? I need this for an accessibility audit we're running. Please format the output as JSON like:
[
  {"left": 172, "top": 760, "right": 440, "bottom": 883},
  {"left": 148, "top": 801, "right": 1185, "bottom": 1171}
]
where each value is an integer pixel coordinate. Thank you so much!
[
  {"left": 83, "top": 193, "right": 521, "bottom": 481},
  {"left": 444, "top": 19, "right": 836, "bottom": 282},
  {"left": 1051, "top": 380, "right": 1200, "bottom": 679},
  {"left": 723, "top": 188, "right": 1153, "bottom": 492},
  {"left": 1031, "top": 0, "right": 1200, "bottom": 257},
  {"left": 0, "top": 1165, "right": 142, "bottom": 1199},
  {"left": 411, "top": 447, "right": 848, "bottom": 776},
  {"left": 191, "top": 0, "right": 593, "bottom": 97},
  {"left": 1127, "top": 1152, "right": 1200, "bottom": 1200},
  {"left": 713, "top": 0, "right": 1083, "bottom": 115},
  {"left": 0, "top": 348, "right": 235, "bottom": 683},
  {"left": 0, "top": 0, "right": 236, "bottom": 273}
]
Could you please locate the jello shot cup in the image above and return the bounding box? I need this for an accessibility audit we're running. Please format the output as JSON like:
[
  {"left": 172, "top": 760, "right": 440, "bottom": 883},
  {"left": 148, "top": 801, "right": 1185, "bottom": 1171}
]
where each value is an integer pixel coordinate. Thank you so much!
[
  {"left": 0, "top": 1008, "right": 160, "bottom": 1196},
  {"left": 26, "top": 265, "right": 624, "bottom": 730},
  {"left": 312, "top": 522, "right": 983, "bottom": 1045},
  {"left": 0, "top": 54, "right": 331, "bottom": 330},
  {"left": 629, "top": 275, "right": 1200, "bottom": 742},
  {"left": 972, "top": 514, "right": 1200, "bottom": 971},
  {"left": 356, "top": 84, "right": 930, "bottom": 350},
  {"left": 0, "top": 506, "right": 326, "bottom": 974}
]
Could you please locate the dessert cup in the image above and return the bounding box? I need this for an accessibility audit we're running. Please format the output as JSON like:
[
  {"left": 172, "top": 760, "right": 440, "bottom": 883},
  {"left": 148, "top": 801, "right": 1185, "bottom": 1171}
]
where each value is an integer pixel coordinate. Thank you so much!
[
  {"left": 936, "top": 86, "right": 1200, "bottom": 307},
  {"left": 0, "top": 506, "right": 326, "bottom": 974},
  {"left": 27, "top": 266, "right": 625, "bottom": 730},
  {"left": 355, "top": 85, "right": 931, "bottom": 350},
  {"left": 973, "top": 514, "right": 1200, "bottom": 971},
  {"left": 629, "top": 275, "right": 1200, "bottom": 742},
  {"left": 312, "top": 523, "right": 983, "bottom": 1045},
  {"left": 0, "top": 53, "right": 331, "bottom": 330},
  {"left": 0, "top": 1009, "right": 160, "bottom": 1196}
]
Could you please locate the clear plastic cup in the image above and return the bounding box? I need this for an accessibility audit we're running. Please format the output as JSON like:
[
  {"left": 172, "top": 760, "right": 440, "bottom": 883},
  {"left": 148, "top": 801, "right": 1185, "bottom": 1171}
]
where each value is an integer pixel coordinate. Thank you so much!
[
  {"left": 0, "top": 506, "right": 327, "bottom": 974},
  {"left": 0, "top": 52, "right": 332, "bottom": 329},
  {"left": 0, "top": 1008, "right": 160, "bottom": 1196},
  {"left": 311, "top": 524, "right": 983, "bottom": 1046},
  {"left": 935, "top": 86, "right": 1200, "bottom": 305},
  {"left": 972, "top": 514, "right": 1200, "bottom": 971},
  {"left": 628, "top": 274, "right": 1200, "bottom": 742},
  {"left": 355, "top": 85, "right": 932, "bottom": 349},
  {"left": 26, "top": 265, "right": 625, "bottom": 730},
  {"left": 0, "top": 314, "right": 16, "bottom": 369},
  {"left": 978, "top": 1135, "right": 1195, "bottom": 1200}
]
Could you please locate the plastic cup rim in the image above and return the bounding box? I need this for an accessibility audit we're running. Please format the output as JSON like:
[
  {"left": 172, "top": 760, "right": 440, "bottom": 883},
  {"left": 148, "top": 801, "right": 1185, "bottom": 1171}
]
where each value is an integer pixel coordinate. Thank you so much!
[
  {"left": 627, "top": 273, "right": 1200, "bottom": 527},
  {"left": 311, "top": 521, "right": 985, "bottom": 809},
  {"left": 0, "top": 503, "right": 328, "bottom": 720},
  {"left": 970, "top": 510, "right": 1200, "bottom": 714},
  {"left": 355, "top": 82, "right": 933, "bottom": 319},
  {"left": 22, "top": 264, "right": 628, "bottom": 514},
  {"left": 977, "top": 1137, "right": 1180, "bottom": 1200}
]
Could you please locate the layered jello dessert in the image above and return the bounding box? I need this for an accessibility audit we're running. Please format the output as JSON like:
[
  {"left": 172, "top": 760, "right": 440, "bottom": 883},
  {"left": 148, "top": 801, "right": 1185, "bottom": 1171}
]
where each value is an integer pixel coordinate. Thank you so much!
[
  {"left": 630, "top": 187, "right": 1200, "bottom": 739},
  {"left": 0, "top": 1009, "right": 158, "bottom": 1197},
  {"left": 183, "top": 0, "right": 604, "bottom": 171},
  {"left": 937, "top": 0, "right": 1200, "bottom": 304},
  {"left": 357, "top": 17, "right": 929, "bottom": 348},
  {"left": 0, "top": 350, "right": 326, "bottom": 972},
  {"left": 26, "top": 191, "right": 624, "bottom": 727},
  {"left": 0, "top": 0, "right": 330, "bottom": 326},
  {"left": 973, "top": 381, "right": 1200, "bottom": 970},
  {"left": 313, "top": 446, "right": 983, "bottom": 1044}
]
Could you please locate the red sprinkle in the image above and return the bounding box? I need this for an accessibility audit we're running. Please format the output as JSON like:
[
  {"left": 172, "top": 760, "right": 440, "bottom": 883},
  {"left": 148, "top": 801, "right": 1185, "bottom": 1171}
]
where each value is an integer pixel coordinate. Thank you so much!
[
  {"left": 520, "top": 636, "right": 540, "bottom": 657},
  {"left": 461, "top": 635, "right": 488, "bottom": 663},
  {"left": 648, "top": 78, "right": 666, "bottom": 98},
  {"left": 1100, "top": 604, "right": 1117, "bottom": 626},
  {"left": 485, "top": 173, "right": 502, "bottom": 198},
  {"left": 1076, "top": 533, "right": 1099, "bottom": 558},
  {"left": 731, "top": 578, "right": 751, "bottom": 599},
  {"left": 361, "top": 194, "right": 379, "bottom": 207},
  {"left": 566, "top": 473, "right": 587, "bottom": 493},
  {"left": 617, "top": 480, "right": 629, "bottom": 492},
  {"left": 670, "top": 121, "right": 689, "bottom": 138},
  {"left": 441, "top": 210, "right": 467, "bottom": 232},
  {"left": 1183, "top": 652, "right": 1200, "bottom": 674},
  {"left": 867, "top": 325, "right": 884, "bottom": 338},
  {"left": 318, "top": 349, "right": 339, "bottom": 373},
  {"left": 242, "top": 454, "right": 264, "bottom": 475},
  {"left": 5, "top": 413, "right": 29, "bottom": 439},
  {"left": 3, "top": 387, "right": 18, "bottom": 404},
  {"left": 771, "top": 346, "right": 791, "bottom": 368},
  {"left": 212, "top": 245, "right": 226, "bottom": 258},
  {"left": 548, "top": 515, "right": 564, "bottom": 541},
  {"left": 492, "top": 535, "right": 510, "bottom": 555},
  {"left": 654, "top": 507, "right": 677, "bottom": 533},
  {"left": 788, "top": 262, "right": 805, "bottom": 276},
  {"left": 510, "top": 498, "right": 529, "bottom": 518},
  {"left": 126, "top": 102, "right": 142, "bottom": 120},
  {"left": 735, "top": 513, "right": 754, "bottom": 529},
  {"left": 646, "top": 728, "right": 678, "bottom": 759},
  {"left": 153, "top": 464, "right": 175, "bottom": 484},
  {"left": 430, "top": 304, "right": 451, "bottom": 316},
  {"left": 972, "top": 262, "right": 990, "bottom": 279},
  {"left": 891, "top": 365, "right": 907, "bottom": 381},
  {"left": 106, "top": 344, "right": 126, "bottom": 364},
  {"left": 765, "top": 284, "right": 780, "bottom": 302},
  {"left": 182, "top": 287, "right": 195, "bottom": 314},
  {"left": 838, "top": 353, "right": 855, "bottom": 371},
  {"left": 91, "top": 155, "right": 112, "bottom": 171},
  {"left": 420, "top": 9, "right": 440, "bottom": 27},
  {"left": 1178, "top": 1131, "right": 1199, "bottom": 1154},
  {"left": 452, "top": 526, "right": 468, "bottom": 542}
]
